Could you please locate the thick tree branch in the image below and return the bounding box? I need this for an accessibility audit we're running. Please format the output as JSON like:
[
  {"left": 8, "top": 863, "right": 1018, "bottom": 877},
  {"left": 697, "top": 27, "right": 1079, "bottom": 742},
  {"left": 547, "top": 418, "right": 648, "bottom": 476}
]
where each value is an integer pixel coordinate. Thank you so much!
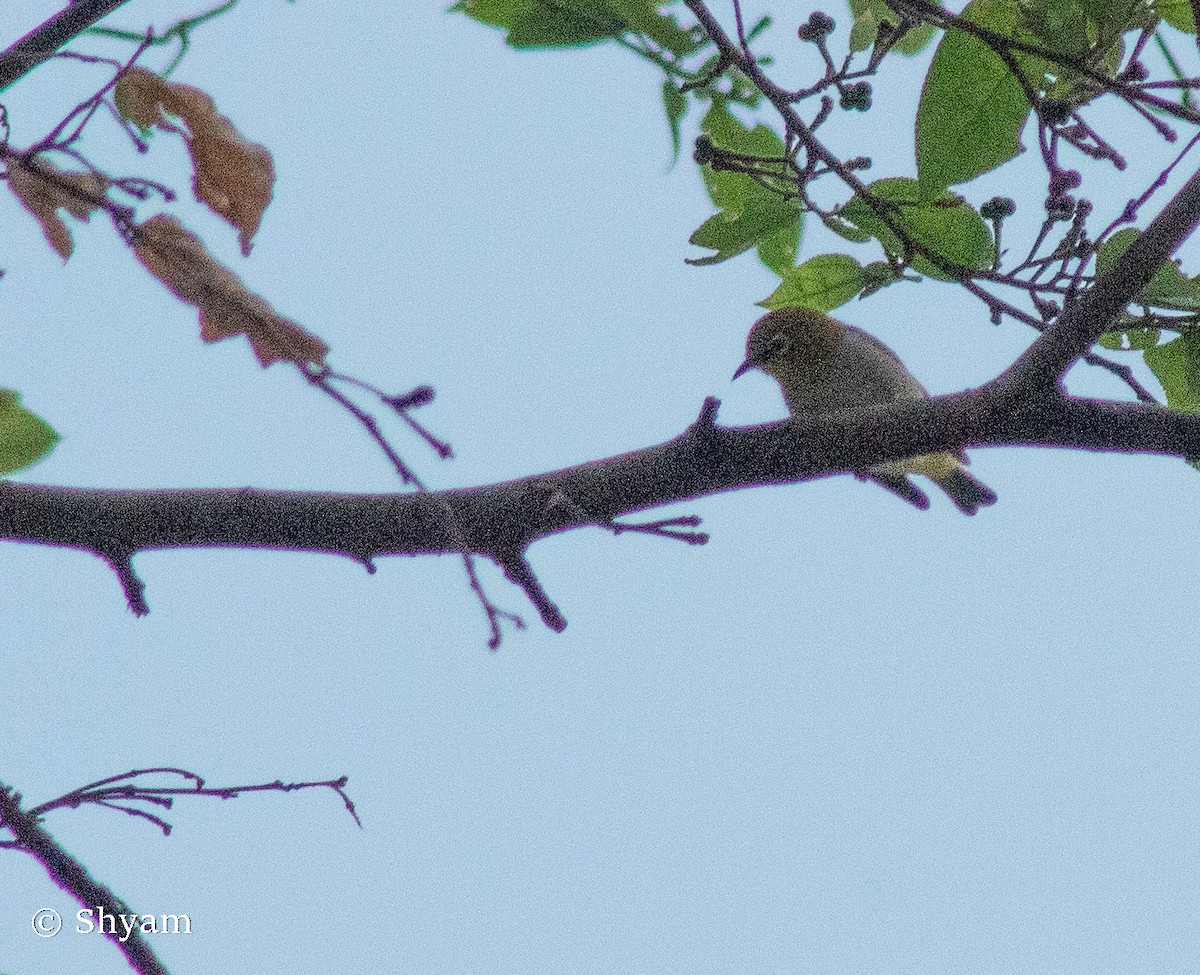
[
  {"left": 0, "top": 393, "right": 1195, "bottom": 581},
  {"left": 0, "top": 0, "right": 132, "bottom": 92},
  {"left": 1002, "top": 166, "right": 1200, "bottom": 393}
]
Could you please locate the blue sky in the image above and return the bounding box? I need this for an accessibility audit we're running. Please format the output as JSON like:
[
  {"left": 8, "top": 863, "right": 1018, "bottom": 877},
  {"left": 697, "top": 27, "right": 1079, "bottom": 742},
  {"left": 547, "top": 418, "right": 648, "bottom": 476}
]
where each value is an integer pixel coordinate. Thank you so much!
[{"left": 3, "top": 1, "right": 1200, "bottom": 973}]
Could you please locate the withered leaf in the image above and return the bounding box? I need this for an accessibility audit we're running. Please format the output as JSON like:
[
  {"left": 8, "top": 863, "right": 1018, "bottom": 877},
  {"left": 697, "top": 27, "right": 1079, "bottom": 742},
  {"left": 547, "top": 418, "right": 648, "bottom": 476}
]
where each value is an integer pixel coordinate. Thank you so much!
[
  {"left": 7, "top": 158, "right": 109, "bottom": 260},
  {"left": 115, "top": 67, "right": 274, "bottom": 256},
  {"left": 134, "top": 215, "right": 328, "bottom": 368}
]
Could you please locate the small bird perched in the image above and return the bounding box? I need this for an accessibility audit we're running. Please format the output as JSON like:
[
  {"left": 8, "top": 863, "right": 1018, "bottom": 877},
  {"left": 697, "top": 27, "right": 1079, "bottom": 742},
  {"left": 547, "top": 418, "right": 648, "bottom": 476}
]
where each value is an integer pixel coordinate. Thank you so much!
[{"left": 732, "top": 306, "right": 997, "bottom": 515}]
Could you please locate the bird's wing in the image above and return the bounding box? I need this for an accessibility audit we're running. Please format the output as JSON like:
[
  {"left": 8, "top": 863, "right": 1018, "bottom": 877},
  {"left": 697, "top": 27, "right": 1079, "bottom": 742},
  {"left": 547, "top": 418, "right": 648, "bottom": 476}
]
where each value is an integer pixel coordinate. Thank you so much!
[
  {"left": 844, "top": 328, "right": 968, "bottom": 461},
  {"left": 844, "top": 327, "right": 931, "bottom": 400}
]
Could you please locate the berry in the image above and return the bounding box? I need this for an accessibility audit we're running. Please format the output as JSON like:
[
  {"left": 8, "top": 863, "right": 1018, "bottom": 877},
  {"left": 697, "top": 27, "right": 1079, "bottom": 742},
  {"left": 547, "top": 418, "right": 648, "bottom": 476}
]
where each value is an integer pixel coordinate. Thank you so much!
[
  {"left": 1046, "top": 194, "right": 1076, "bottom": 221},
  {"left": 798, "top": 12, "right": 835, "bottom": 41},
  {"left": 981, "top": 196, "right": 1017, "bottom": 220},
  {"left": 1050, "top": 169, "right": 1082, "bottom": 195},
  {"left": 1041, "top": 98, "right": 1072, "bottom": 126},
  {"left": 839, "top": 81, "right": 872, "bottom": 111}
]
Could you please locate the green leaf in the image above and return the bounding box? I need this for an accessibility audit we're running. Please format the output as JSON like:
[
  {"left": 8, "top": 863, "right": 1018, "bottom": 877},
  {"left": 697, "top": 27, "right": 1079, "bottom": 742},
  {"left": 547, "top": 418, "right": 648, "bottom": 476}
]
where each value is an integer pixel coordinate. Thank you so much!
[
  {"left": 915, "top": 0, "right": 1031, "bottom": 199},
  {"left": 839, "top": 177, "right": 995, "bottom": 279},
  {"left": 1097, "top": 228, "right": 1200, "bottom": 311},
  {"left": 1156, "top": 0, "right": 1195, "bottom": 31},
  {"left": 508, "top": 3, "right": 625, "bottom": 45},
  {"left": 821, "top": 212, "right": 872, "bottom": 243},
  {"left": 848, "top": 0, "right": 938, "bottom": 54},
  {"left": 1094, "top": 228, "right": 1140, "bottom": 275},
  {"left": 449, "top": 0, "right": 515, "bottom": 27},
  {"left": 0, "top": 389, "right": 58, "bottom": 474},
  {"left": 687, "top": 198, "right": 801, "bottom": 267},
  {"left": 1136, "top": 266, "right": 1200, "bottom": 311},
  {"left": 755, "top": 215, "right": 802, "bottom": 276},
  {"left": 895, "top": 19, "right": 938, "bottom": 54},
  {"left": 760, "top": 254, "right": 865, "bottom": 311},
  {"left": 613, "top": 0, "right": 697, "bottom": 55},
  {"left": 452, "top": 0, "right": 627, "bottom": 47},
  {"left": 1087, "top": 0, "right": 1160, "bottom": 34},
  {"left": 690, "top": 101, "right": 803, "bottom": 271},
  {"left": 1015, "top": 0, "right": 1150, "bottom": 103},
  {"left": 860, "top": 260, "right": 907, "bottom": 296},
  {"left": 745, "top": 14, "right": 773, "bottom": 41},
  {"left": 894, "top": 22, "right": 938, "bottom": 54},
  {"left": 1098, "top": 326, "right": 1161, "bottom": 350},
  {"left": 848, "top": 0, "right": 887, "bottom": 52},
  {"left": 662, "top": 81, "right": 687, "bottom": 161},
  {"left": 699, "top": 101, "right": 785, "bottom": 206},
  {"left": 1146, "top": 332, "right": 1200, "bottom": 413},
  {"left": 1017, "top": 0, "right": 1141, "bottom": 103},
  {"left": 1021, "top": 0, "right": 1090, "bottom": 57}
]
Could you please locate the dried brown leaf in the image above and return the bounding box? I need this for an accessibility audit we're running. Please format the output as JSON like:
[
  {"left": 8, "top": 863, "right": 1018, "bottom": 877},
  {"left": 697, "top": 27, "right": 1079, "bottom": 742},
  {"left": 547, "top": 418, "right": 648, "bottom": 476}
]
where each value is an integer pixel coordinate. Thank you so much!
[
  {"left": 7, "top": 159, "right": 108, "bottom": 260},
  {"left": 113, "top": 66, "right": 176, "bottom": 129},
  {"left": 115, "top": 67, "right": 275, "bottom": 255},
  {"left": 134, "top": 215, "right": 328, "bottom": 368}
]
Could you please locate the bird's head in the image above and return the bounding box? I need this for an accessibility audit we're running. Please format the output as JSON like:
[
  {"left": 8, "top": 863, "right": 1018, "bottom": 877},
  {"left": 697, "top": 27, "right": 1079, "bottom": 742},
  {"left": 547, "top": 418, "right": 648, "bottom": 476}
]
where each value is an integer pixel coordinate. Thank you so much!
[{"left": 732, "top": 307, "right": 840, "bottom": 382}]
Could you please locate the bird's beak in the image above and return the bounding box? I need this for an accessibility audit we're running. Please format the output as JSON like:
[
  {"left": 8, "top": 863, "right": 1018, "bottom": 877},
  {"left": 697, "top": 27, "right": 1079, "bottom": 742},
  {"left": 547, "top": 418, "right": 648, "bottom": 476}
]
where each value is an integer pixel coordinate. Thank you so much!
[{"left": 732, "top": 359, "right": 753, "bottom": 381}]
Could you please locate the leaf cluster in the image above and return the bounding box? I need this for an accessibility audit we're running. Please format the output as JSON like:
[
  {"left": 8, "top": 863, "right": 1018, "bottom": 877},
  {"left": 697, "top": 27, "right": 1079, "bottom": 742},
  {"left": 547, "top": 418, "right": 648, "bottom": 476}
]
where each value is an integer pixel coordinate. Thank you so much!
[{"left": 455, "top": 0, "right": 1200, "bottom": 413}]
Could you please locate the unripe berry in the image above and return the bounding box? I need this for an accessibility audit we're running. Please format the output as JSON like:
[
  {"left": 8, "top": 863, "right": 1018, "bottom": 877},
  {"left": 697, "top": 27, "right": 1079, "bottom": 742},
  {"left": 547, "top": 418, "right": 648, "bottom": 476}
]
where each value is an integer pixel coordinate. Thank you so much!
[
  {"left": 1050, "top": 169, "right": 1082, "bottom": 195},
  {"left": 981, "top": 196, "right": 1017, "bottom": 220},
  {"left": 839, "top": 81, "right": 872, "bottom": 111},
  {"left": 1046, "top": 194, "right": 1076, "bottom": 221},
  {"left": 798, "top": 12, "right": 835, "bottom": 40},
  {"left": 1041, "top": 98, "right": 1072, "bottom": 126}
]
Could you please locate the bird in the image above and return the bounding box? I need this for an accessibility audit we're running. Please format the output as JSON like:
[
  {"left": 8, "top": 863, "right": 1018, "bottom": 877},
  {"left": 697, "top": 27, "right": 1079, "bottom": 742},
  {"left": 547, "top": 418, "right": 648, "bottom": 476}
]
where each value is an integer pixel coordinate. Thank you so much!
[{"left": 732, "top": 306, "right": 997, "bottom": 515}]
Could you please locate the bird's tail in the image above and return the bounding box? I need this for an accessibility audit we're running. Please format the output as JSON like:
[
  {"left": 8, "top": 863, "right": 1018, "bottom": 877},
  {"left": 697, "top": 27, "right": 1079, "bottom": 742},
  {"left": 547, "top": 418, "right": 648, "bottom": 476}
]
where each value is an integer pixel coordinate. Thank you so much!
[{"left": 936, "top": 467, "right": 998, "bottom": 516}]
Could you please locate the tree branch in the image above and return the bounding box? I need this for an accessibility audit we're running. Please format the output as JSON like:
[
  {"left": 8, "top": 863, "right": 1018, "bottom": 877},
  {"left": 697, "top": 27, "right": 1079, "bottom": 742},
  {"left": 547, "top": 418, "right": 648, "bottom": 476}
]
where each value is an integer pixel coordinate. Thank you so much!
[
  {"left": 1002, "top": 166, "right": 1200, "bottom": 393},
  {"left": 1, "top": 392, "right": 1196, "bottom": 622},
  {"left": 0, "top": 784, "right": 170, "bottom": 975},
  {"left": 683, "top": 1, "right": 1200, "bottom": 402},
  {"left": 0, "top": 0, "right": 133, "bottom": 93}
]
